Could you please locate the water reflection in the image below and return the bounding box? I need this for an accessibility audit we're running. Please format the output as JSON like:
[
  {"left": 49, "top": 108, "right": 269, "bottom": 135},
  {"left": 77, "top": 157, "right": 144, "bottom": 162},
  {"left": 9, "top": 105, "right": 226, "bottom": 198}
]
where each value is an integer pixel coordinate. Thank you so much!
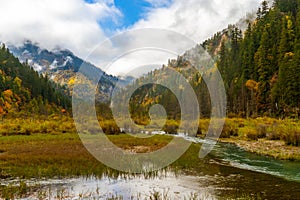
[{"left": 4, "top": 171, "right": 216, "bottom": 200}]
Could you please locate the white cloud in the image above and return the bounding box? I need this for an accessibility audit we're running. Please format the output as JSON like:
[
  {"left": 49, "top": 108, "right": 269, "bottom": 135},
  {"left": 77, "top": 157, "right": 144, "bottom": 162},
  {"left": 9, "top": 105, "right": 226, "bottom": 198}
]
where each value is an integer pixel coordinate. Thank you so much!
[
  {"left": 103, "top": 0, "right": 262, "bottom": 76},
  {"left": 0, "top": 0, "right": 121, "bottom": 58},
  {"left": 132, "top": 0, "right": 262, "bottom": 42},
  {"left": 96, "top": 28, "right": 196, "bottom": 77},
  {"left": 0, "top": 0, "right": 262, "bottom": 76}
]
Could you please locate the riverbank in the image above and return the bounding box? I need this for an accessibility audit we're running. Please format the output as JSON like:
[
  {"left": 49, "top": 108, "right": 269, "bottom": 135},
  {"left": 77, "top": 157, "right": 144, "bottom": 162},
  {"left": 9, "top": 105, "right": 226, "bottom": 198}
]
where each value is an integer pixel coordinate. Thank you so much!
[
  {"left": 197, "top": 117, "right": 300, "bottom": 161},
  {"left": 220, "top": 138, "right": 300, "bottom": 161}
]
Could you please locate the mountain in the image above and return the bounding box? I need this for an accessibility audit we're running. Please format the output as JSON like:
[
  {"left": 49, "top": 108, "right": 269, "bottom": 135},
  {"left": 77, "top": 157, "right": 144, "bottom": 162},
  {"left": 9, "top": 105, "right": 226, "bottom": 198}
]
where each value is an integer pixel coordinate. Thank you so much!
[
  {"left": 0, "top": 44, "right": 70, "bottom": 118},
  {"left": 115, "top": 0, "right": 300, "bottom": 121},
  {"left": 8, "top": 41, "right": 133, "bottom": 101}
]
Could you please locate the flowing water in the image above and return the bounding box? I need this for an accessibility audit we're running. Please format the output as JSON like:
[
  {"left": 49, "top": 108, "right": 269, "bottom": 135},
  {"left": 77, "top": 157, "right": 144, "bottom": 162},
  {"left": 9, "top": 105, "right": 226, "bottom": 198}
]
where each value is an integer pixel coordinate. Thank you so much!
[
  {"left": 1, "top": 135, "right": 300, "bottom": 199},
  {"left": 180, "top": 134, "right": 300, "bottom": 182}
]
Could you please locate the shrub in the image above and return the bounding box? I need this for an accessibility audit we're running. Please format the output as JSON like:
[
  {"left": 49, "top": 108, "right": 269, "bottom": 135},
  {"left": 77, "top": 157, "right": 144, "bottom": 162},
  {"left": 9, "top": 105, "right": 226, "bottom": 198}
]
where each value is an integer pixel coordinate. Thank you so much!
[
  {"left": 238, "top": 122, "right": 245, "bottom": 128},
  {"left": 163, "top": 120, "right": 179, "bottom": 134},
  {"left": 40, "top": 124, "right": 49, "bottom": 133},
  {"left": 269, "top": 124, "right": 300, "bottom": 146},
  {"left": 267, "top": 125, "right": 281, "bottom": 140},
  {"left": 281, "top": 129, "right": 300, "bottom": 147},
  {"left": 256, "top": 124, "right": 267, "bottom": 138},
  {"left": 220, "top": 121, "right": 238, "bottom": 138},
  {"left": 267, "top": 131, "right": 281, "bottom": 140},
  {"left": 245, "top": 128, "right": 258, "bottom": 141},
  {"left": 59, "top": 121, "right": 76, "bottom": 133},
  {"left": 18, "top": 127, "right": 31, "bottom": 135},
  {"left": 227, "top": 112, "right": 238, "bottom": 118},
  {"left": 198, "top": 119, "right": 209, "bottom": 135},
  {"left": 100, "top": 120, "right": 120, "bottom": 135}
]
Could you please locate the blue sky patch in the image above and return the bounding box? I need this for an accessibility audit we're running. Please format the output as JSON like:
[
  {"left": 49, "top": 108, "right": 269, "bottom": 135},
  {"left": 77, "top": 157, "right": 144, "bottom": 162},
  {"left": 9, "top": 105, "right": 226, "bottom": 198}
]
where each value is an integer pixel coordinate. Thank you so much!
[
  {"left": 114, "top": 0, "right": 152, "bottom": 27},
  {"left": 85, "top": 0, "right": 172, "bottom": 34}
]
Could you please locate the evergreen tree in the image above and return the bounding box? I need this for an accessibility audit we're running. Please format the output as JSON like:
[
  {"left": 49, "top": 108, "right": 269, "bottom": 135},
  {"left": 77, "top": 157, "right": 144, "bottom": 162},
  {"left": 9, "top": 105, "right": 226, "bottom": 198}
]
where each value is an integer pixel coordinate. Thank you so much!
[
  {"left": 255, "top": 24, "right": 274, "bottom": 113},
  {"left": 290, "top": 7, "right": 300, "bottom": 109},
  {"left": 262, "top": 0, "right": 269, "bottom": 16},
  {"left": 273, "top": 15, "right": 295, "bottom": 113}
]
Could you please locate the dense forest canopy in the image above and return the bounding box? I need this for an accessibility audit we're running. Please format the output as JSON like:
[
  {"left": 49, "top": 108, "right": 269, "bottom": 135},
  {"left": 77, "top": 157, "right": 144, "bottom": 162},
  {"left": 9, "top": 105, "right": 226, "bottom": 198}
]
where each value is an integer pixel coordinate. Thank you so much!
[{"left": 212, "top": 0, "right": 300, "bottom": 118}]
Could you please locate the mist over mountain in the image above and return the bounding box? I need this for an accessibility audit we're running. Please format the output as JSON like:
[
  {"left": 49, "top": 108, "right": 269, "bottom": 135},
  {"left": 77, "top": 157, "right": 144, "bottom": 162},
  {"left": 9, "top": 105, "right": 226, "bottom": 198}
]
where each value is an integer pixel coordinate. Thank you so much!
[{"left": 8, "top": 41, "right": 134, "bottom": 101}]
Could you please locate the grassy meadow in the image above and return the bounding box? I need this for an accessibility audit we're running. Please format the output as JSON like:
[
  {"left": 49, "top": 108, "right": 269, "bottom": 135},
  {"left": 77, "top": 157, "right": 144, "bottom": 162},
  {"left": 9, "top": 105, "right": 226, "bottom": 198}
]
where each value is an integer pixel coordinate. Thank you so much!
[
  {"left": 0, "top": 133, "right": 175, "bottom": 179},
  {"left": 0, "top": 116, "right": 300, "bottom": 176},
  {"left": 0, "top": 116, "right": 300, "bottom": 199},
  {"left": 0, "top": 127, "right": 201, "bottom": 199},
  {"left": 0, "top": 116, "right": 299, "bottom": 170}
]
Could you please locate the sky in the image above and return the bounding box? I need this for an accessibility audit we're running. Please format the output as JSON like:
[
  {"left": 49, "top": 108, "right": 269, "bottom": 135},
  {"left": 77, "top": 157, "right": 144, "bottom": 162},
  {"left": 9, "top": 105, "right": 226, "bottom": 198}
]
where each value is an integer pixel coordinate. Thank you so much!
[{"left": 0, "top": 0, "right": 262, "bottom": 76}]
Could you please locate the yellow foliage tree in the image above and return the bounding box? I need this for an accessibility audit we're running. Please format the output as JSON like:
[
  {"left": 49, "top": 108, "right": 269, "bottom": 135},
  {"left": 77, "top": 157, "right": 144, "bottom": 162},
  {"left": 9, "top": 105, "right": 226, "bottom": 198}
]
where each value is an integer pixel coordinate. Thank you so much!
[
  {"left": 245, "top": 80, "right": 258, "bottom": 91},
  {"left": 13, "top": 77, "right": 22, "bottom": 88},
  {"left": 3, "top": 90, "right": 13, "bottom": 102}
]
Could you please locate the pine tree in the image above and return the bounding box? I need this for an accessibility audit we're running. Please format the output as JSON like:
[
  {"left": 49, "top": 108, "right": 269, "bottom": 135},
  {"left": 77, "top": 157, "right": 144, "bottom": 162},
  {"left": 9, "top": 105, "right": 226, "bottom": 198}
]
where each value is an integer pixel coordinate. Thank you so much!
[
  {"left": 242, "top": 24, "right": 255, "bottom": 80},
  {"left": 257, "top": 7, "right": 262, "bottom": 20},
  {"left": 262, "top": 1, "right": 269, "bottom": 16},
  {"left": 255, "top": 24, "right": 274, "bottom": 113},
  {"left": 273, "top": 15, "right": 296, "bottom": 114},
  {"left": 290, "top": 7, "right": 300, "bottom": 109}
]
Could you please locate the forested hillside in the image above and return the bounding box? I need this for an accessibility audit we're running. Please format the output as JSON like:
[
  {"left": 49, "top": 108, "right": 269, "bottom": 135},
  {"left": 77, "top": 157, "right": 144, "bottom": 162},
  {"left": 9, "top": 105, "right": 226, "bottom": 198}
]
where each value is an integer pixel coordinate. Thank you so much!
[
  {"left": 0, "top": 44, "right": 70, "bottom": 118},
  {"left": 117, "top": 0, "right": 300, "bottom": 121},
  {"left": 207, "top": 0, "right": 300, "bottom": 117}
]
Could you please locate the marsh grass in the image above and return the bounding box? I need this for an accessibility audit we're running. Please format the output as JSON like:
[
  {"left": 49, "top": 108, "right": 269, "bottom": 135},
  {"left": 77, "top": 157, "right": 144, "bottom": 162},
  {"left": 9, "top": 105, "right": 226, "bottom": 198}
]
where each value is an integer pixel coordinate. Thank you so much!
[
  {"left": 0, "top": 132, "right": 206, "bottom": 199},
  {"left": 109, "top": 134, "right": 173, "bottom": 153},
  {"left": 0, "top": 117, "right": 299, "bottom": 198},
  {"left": 0, "top": 116, "right": 75, "bottom": 136},
  {"left": 0, "top": 133, "right": 103, "bottom": 178},
  {"left": 0, "top": 116, "right": 299, "bottom": 179},
  {"left": 0, "top": 181, "right": 28, "bottom": 199},
  {"left": 0, "top": 133, "right": 175, "bottom": 180}
]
